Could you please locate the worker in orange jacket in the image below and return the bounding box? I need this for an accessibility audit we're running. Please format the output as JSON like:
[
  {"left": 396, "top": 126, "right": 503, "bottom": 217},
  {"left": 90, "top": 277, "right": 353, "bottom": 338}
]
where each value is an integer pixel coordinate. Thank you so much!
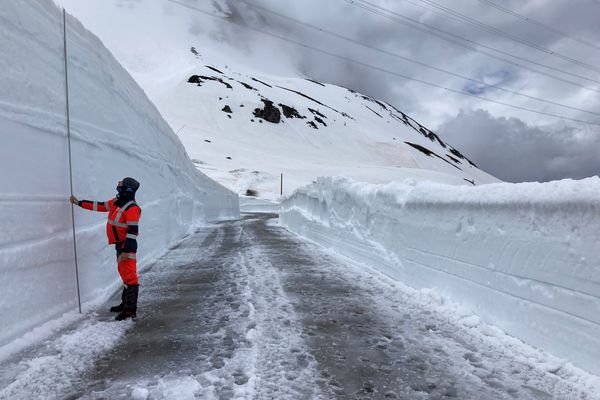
[{"left": 70, "top": 177, "right": 142, "bottom": 320}]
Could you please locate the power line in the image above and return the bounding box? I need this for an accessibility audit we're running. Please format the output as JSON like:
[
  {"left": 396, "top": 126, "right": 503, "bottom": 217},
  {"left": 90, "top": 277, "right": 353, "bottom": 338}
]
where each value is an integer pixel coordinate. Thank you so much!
[
  {"left": 344, "top": 0, "right": 600, "bottom": 87},
  {"left": 166, "top": 0, "right": 600, "bottom": 126},
  {"left": 409, "top": 0, "right": 600, "bottom": 71},
  {"left": 476, "top": 0, "right": 600, "bottom": 52},
  {"left": 235, "top": 0, "right": 600, "bottom": 117}
]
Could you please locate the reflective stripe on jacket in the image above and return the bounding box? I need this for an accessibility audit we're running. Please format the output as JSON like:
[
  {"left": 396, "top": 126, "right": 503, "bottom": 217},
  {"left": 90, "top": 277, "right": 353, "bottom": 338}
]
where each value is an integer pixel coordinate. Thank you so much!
[{"left": 80, "top": 198, "right": 141, "bottom": 245}]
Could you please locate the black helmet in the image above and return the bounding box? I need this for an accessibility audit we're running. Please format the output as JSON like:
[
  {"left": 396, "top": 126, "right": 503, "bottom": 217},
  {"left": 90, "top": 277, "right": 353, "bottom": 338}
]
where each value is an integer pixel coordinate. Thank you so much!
[{"left": 121, "top": 177, "right": 140, "bottom": 193}]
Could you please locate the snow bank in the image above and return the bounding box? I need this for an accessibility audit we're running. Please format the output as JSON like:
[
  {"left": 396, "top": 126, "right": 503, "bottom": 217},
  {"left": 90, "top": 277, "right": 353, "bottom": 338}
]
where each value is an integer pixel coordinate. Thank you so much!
[
  {"left": 280, "top": 176, "right": 600, "bottom": 375},
  {"left": 0, "top": 0, "right": 238, "bottom": 347}
]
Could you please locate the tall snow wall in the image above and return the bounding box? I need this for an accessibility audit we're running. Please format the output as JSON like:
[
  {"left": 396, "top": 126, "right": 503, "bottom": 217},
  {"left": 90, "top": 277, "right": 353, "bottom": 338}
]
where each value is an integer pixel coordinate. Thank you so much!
[
  {"left": 280, "top": 177, "right": 600, "bottom": 375},
  {"left": 0, "top": 0, "right": 239, "bottom": 346}
]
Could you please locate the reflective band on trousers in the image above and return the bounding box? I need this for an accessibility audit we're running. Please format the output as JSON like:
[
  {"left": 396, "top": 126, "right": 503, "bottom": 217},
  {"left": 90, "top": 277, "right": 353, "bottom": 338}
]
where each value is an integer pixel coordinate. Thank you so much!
[
  {"left": 127, "top": 253, "right": 136, "bottom": 260},
  {"left": 126, "top": 233, "right": 137, "bottom": 239}
]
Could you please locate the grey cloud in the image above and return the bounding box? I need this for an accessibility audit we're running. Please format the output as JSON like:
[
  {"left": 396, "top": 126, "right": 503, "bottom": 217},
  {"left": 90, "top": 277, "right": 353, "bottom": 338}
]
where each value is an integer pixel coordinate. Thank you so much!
[{"left": 439, "top": 109, "right": 600, "bottom": 182}]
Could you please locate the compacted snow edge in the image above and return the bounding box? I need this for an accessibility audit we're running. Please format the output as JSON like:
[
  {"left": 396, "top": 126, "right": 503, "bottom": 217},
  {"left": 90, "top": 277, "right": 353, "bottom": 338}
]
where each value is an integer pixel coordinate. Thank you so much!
[{"left": 280, "top": 176, "right": 600, "bottom": 377}]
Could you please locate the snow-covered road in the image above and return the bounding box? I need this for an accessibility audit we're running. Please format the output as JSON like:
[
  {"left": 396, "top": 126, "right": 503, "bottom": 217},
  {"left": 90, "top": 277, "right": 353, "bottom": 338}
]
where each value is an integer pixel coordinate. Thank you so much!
[{"left": 0, "top": 214, "right": 597, "bottom": 399}]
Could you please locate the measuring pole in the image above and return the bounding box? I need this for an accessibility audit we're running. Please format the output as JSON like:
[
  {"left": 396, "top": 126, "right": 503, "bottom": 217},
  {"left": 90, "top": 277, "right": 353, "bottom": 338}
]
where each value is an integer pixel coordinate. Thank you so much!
[
  {"left": 280, "top": 173, "right": 283, "bottom": 197},
  {"left": 63, "top": 9, "right": 82, "bottom": 313}
]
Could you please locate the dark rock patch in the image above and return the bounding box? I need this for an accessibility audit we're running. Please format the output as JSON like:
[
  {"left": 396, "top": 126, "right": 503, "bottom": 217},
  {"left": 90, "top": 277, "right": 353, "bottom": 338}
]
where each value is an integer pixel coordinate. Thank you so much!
[
  {"left": 275, "top": 85, "right": 354, "bottom": 120},
  {"left": 227, "top": 115, "right": 231, "bottom": 119},
  {"left": 238, "top": 81, "right": 257, "bottom": 91},
  {"left": 307, "top": 121, "right": 318, "bottom": 129},
  {"left": 365, "top": 105, "right": 383, "bottom": 118},
  {"left": 314, "top": 116, "right": 327, "bottom": 127},
  {"left": 253, "top": 99, "right": 281, "bottom": 123},
  {"left": 222, "top": 105, "right": 232, "bottom": 113},
  {"left": 279, "top": 104, "right": 306, "bottom": 119},
  {"left": 405, "top": 142, "right": 462, "bottom": 170},
  {"left": 308, "top": 108, "right": 327, "bottom": 119},
  {"left": 449, "top": 148, "right": 477, "bottom": 167},
  {"left": 376, "top": 100, "right": 388, "bottom": 110},
  {"left": 205, "top": 65, "right": 224, "bottom": 74},
  {"left": 204, "top": 139, "right": 212, "bottom": 143},
  {"left": 187, "top": 75, "right": 232, "bottom": 89},
  {"left": 306, "top": 78, "right": 325, "bottom": 87},
  {"left": 226, "top": 156, "right": 232, "bottom": 160},
  {"left": 446, "top": 154, "right": 461, "bottom": 164},
  {"left": 464, "top": 178, "right": 476, "bottom": 185},
  {"left": 190, "top": 47, "right": 200, "bottom": 57},
  {"left": 251, "top": 77, "right": 272, "bottom": 88}
]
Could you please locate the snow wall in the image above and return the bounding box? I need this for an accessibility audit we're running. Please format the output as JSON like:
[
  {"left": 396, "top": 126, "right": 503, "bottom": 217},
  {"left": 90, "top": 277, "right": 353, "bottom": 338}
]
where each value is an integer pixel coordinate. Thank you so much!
[
  {"left": 0, "top": 0, "right": 239, "bottom": 347},
  {"left": 281, "top": 177, "right": 600, "bottom": 375}
]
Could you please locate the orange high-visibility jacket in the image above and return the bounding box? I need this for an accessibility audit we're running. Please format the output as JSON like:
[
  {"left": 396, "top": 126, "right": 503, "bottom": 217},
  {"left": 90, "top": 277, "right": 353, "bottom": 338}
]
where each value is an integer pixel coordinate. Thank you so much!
[{"left": 79, "top": 199, "right": 141, "bottom": 247}]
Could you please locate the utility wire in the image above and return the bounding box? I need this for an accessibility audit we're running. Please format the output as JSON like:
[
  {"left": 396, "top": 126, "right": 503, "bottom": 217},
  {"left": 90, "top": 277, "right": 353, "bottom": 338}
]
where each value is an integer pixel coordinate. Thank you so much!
[
  {"left": 407, "top": 0, "right": 600, "bottom": 70},
  {"left": 235, "top": 0, "right": 600, "bottom": 117},
  {"left": 167, "top": 0, "right": 600, "bottom": 126},
  {"left": 476, "top": 0, "right": 600, "bottom": 52},
  {"left": 344, "top": 0, "right": 600, "bottom": 87}
]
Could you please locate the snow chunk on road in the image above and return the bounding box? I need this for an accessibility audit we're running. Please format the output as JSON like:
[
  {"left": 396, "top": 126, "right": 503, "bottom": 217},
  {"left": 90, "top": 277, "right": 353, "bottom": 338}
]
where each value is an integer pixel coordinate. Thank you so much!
[{"left": 0, "top": 318, "right": 131, "bottom": 400}]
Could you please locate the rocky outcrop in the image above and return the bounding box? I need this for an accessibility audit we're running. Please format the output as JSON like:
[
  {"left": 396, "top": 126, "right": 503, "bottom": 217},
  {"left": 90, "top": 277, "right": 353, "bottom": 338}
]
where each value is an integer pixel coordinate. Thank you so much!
[{"left": 253, "top": 99, "right": 281, "bottom": 123}]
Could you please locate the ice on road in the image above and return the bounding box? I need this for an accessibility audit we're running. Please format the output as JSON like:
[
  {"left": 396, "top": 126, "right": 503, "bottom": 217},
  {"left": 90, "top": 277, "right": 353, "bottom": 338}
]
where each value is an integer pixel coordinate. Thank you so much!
[{"left": 0, "top": 214, "right": 596, "bottom": 399}]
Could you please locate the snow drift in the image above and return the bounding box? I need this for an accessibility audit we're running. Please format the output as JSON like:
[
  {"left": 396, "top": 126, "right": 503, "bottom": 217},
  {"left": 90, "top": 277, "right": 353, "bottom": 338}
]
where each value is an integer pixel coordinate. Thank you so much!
[
  {"left": 0, "top": 0, "right": 238, "bottom": 347},
  {"left": 281, "top": 177, "right": 600, "bottom": 375}
]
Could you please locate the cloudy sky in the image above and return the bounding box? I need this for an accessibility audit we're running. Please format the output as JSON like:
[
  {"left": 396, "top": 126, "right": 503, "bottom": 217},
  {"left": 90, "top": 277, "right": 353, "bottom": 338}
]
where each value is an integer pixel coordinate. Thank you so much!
[{"left": 62, "top": 0, "right": 600, "bottom": 182}]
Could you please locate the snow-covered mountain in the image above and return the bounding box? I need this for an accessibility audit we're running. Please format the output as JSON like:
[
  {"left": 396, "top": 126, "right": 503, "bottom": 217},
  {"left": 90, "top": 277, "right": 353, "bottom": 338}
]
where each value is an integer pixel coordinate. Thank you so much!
[{"left": 57, "top": 0, "right": 499, "bottom": 199}]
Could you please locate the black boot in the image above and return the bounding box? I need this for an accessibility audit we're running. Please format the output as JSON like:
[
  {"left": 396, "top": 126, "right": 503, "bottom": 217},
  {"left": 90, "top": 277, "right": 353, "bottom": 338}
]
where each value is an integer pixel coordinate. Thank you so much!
[
  {"left": 109, "top": 287, "right": 126, "bottom": 312},
  {"left": 115, "top": 284, "right": 138, "bottom": 321}
]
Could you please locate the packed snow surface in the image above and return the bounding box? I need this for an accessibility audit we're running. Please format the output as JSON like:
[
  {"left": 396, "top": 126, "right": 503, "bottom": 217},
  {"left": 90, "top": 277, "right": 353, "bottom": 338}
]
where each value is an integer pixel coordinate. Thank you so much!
[
  {"left": 1, "top": 214, "right": 598, "bottom": 399},
  {"left": 0, "top": 0, "right": 238, "bottom": 349},
  {"left": 281, "top": 176, "right": 600, "bottom": 375}
]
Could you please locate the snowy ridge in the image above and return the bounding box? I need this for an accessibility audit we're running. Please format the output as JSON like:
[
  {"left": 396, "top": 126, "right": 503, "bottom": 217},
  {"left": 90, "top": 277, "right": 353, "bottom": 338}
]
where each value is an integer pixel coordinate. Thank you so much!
[
  {"left": 0, "top": 0, "right": 238, "bottom": 348},
  {"left": 281, "top": 176, "right": 600, "bottom": 375},
  {"left": 158, "top": 61, "right": 499, "bottom": 199}
]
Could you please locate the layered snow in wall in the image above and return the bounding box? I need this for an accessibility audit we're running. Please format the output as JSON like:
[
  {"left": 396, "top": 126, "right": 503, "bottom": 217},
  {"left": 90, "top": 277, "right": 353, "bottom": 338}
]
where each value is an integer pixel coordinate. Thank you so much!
[
  {"left": 0, "top": 0, "right": 238, "bottom": 348},
  {"left": 281, "top": 176, "right": 600, "bottom": 375}
]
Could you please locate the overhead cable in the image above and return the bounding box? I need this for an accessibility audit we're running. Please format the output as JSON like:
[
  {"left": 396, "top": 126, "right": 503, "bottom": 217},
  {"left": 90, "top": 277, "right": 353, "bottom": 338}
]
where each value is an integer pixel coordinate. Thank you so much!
[
  {"left": 476, "top": 0, "right": 600, "bottom": 52},
  {"left": 235, "top": 0, "right": 600, "bottom": 117},
  {"left": 166, "top": 0, "right": 600, "bottom": 127},
  {"left": 344, "top": 0, "right": 600, "bottom": 86}
]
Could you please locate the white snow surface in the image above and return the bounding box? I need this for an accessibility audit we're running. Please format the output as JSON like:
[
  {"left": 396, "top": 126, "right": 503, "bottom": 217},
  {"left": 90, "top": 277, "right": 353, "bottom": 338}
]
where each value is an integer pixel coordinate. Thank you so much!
[
  {"left": 0, "top": 0, "right": 238, "bottom": 349},
  {"left": 281, "top": 176, "right": 600, "bottom": 376}
]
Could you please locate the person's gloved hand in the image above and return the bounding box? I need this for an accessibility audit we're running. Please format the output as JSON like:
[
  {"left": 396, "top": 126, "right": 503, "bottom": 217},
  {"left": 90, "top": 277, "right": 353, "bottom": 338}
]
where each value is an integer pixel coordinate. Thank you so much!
[{"left": 70, "top": 195, "right": 78, "bottom": 205}]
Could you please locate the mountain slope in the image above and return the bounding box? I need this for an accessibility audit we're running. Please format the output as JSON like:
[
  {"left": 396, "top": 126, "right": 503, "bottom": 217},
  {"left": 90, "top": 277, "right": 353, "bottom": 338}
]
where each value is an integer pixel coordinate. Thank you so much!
[
  {"left": 157, "top": 57, "right": 498, "bottom": 199},
  {"left": 57, "top": 0, "right": 499, "bottom": 199}
]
